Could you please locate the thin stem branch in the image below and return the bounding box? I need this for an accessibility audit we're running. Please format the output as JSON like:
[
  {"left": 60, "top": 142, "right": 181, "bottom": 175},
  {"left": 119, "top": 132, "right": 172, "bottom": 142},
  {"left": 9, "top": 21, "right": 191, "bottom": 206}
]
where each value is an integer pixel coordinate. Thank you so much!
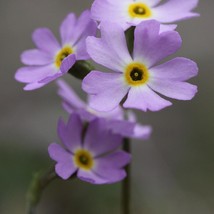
[
  {"left": 122, "top": 138, "right": 131, "bottom": 214},
  {"left": 26, "top": 167, "right": 58, "bottom": 214}
]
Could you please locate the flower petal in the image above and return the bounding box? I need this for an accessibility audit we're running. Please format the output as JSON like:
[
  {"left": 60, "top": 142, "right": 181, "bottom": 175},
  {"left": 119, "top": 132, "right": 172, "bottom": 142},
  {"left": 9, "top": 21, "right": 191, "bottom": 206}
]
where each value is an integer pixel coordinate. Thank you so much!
[
  {"left": 100, "top": 21, "right": 132, "bottom": 66},
  {"left": 23, "top": 82, "right": 46, "bottom": 90},
  {"left": 96, "top": 150, "right": 131, "bottom": 168},
  {"left": 86, "top": 37, "right": 126, "bottom": 72},
  {"left": 153, "top": 0, "right": 199, "bottom": 23},
  {"left": 149, "top": 57, "right": 198, "bottom": 81},
  {"left": 57, "top": 114, "right": 83, "bottom": 153},
  {"left": 83, "top": 119, "right": 123, "bottom": 157},
  {"left": 77, "top": 169, "right": 108, "bottom": 184},
  {"left": 123, "top": 85, "right": 172, "bottom": 111},
  {"left": 91, "top": 0, "right": 130, "bottom": 30},
  {"left": 133, "top": 20, "right": 182, "bottom": 67},
  {"left": 148, "top": 80, "right": 198, "bottom": 100},
  {"left": 48, "top": 143, "right": 71, "bottom": 162},
  {"left": 32, "top": 28, "right": 61, "bottom": 55},
  {"left": 106, "top": 120, "right": 135, "bottom": 138},
  {"left": 48, "top": 143, "right": 77, "bottom": 180},
  {"left": 59, "top": 54, "right": 76, "bottom": 74},
  {"left": 21, "top": 49, "right": 52, "bottom": 65},
  {"left": 60, "top": 13, "right": 77, "bottom": 45},
  {"left": 83, "top": 71, "right": 129, "bottom": 111},
  {"left": 15, "top": 65, "right": 55, "bottom": 83},
  {"left": 71, "top": 10, "right": 97, "bottom": 46},
  {"left": 159, "top": 24, "right": 177, "bottom": 33},
  {"left": 57, "top": 79, "right": 86, "bottom": 110},
  {"left": 126, "top": 111, "right": 152, "bottom": 140},
  {"left": 92, "top": 151, "right": 131, "bottom": 183}
]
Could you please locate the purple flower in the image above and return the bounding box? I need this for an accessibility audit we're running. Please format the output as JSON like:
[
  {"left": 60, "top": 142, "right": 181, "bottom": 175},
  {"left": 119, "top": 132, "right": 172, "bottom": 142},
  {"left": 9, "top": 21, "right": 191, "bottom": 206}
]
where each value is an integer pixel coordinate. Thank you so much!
[
  {"left": 48, "top": 114, "right": 131, "bottom": 184},
  {"left": 91, "top": 0, "right": 199, "bottom": 30},
  {"left": 57, "top": 79, "right": 152, "bottom": 140},
  {"left": 15, "top": 10, "right": 97, "bottom": 90},
  {"left": 82, "top": 20, "right": 198, "bottom": 112}
]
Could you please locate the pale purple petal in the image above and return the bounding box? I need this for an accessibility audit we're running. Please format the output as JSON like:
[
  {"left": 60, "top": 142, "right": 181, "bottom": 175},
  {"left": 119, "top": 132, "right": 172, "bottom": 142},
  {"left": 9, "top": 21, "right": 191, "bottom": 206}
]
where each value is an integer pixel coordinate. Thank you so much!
[
  {"left": 106, "top": 120, "right": 135, "bottom": 137},
  {"left": 96, "top": 151, "right": 131, "bottom": 168},
  {"left": 48, "top": 143, "right": 72, "bottom": 162},
  {"left": 123, "top": 85, "right": 172, "bottom": 111},
  {"left": 38, "top": 72, "right": 63, "bottom": 84},
  {"left": 100, "top": 21, "right": 132, "bottom": 66},
  {"left": 92, "top": 151, "right": 131, "bottom": 183},
  {"left": 21, "top": 49, "right": 53, "bottom": 65},
  {"left": 83, "top": 71, "right": 129, "bottom": 112},
  {"left": 133, "top": 20, "right": 182, "bottom": 67},
  {"left": 55, "top": 161, "right": 77, "bottom": 180},
  {"left": 132, "top": 124, "right": 152, "bottom": 140},
  {"left": 148, "top": 80, "right": 198, "bottom": 100},
  {"left": 149, "top": 57, "right": 198, "bottom": 81},
  {"left": 91, "top": 0, "right": 130, "bottom": 30},
  {"left": 159, "top": 24, "right": 177, "bottom": 33},
  {"left": 94, "top": 167, "right": 126, "bottom": 184},
  {"left": 60, "top": 13, "right": 77, "bottom": 45},
  {"left": 48, "top": 143, "right": 77, "bottom": 180},
  {"left": 57, "top": 79, "right": 86, "bottom": 110},
  {"left": 15, "top": 65, "right": 55, "bottom": 83},
  {"left": 59, "top": 54, "right": 76, "bottom": 74},
  {"left": 153, "top": 0, "right": 199, "bottom": 23},
  {"left": 126, "top": 111, "right": 152, "bottom": 140},
  {"left": 23, "top": 82, "right": 46, "bottom": 91},
  {"left": 143, "top": 0, "right": 162, "bottom": 7},
  {"left": 70, "top": 10, "right": 97, "bottom": 46},
  {"left": 86, "top": 37, "right": 126, "bottom": 72},
  {"left": 77, "top": 169, "right": 108, "bottom": 184},
  {"left": 32, "top": 28, "right": 61, "bottom": 55},
  {"left": 83, "top": 119, "right": 123, "bottom": 157},
  {"left": 57, "top": 114, "right": 83, "bottom": 153},
  {"left": 74, "top": 39, "right": 91, "bottom": 60}
]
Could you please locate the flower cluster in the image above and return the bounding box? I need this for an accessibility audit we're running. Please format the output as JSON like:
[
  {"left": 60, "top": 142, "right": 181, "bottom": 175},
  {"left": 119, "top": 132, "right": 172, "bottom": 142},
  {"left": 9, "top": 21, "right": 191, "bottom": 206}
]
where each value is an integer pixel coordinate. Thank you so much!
[{"left": 15, "top": 0, "right": 199, "bottom": 184}]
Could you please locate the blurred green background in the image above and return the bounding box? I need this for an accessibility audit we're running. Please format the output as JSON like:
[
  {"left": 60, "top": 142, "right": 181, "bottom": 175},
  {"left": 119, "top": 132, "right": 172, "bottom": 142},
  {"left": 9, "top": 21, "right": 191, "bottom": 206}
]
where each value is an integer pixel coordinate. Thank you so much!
[{"left": 0, "top": 0, "right": 213, "bottom": 213}]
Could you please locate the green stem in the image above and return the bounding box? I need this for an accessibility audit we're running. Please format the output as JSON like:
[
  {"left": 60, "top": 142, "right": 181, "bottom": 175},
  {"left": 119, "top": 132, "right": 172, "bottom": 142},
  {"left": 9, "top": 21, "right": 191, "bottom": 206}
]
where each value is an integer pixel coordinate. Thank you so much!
[
  {"left": 68, "top": 60, "right": 94, "bottom": 80},
  {"left": 122, "top": 138, "right": 131, "bottom": 214},
  {"left": 26, "top": 167, "right": 58, "bottom": 214}
]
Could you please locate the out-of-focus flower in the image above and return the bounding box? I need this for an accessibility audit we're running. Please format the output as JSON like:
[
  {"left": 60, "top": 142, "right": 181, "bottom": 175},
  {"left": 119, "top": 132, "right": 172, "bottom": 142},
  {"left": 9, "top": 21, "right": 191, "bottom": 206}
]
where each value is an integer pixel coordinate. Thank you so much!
[
  {"left": 57, "top": 79, "right": 152, "bottom": 140},
  {"left": 83, "top": 20, "right": 198, "bottom": 112},
  {"left": 15, "top": 10, "right": 97, "bottom": 90},
  {"left": 91, "top": 0, "right": 199, "bottom": 30},
  {"left": 48, "top": 114, "right": 131, "bottom": 184}
]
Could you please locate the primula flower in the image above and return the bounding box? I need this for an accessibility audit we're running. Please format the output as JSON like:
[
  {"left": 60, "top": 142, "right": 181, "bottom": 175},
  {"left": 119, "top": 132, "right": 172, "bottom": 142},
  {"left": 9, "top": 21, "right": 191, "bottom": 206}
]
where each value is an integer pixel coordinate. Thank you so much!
[
  {"left": 48, "top": 114, "right": 131, "bottom": 184},
  {"left": 57, "top": 79, "right": 152, "bottom": 140},
  {"left": 91, "top": 0, "right": 199, "bottom": 30},
  {"left": 15, "top": 10, "right": 97, "bottom": 90},
  {"left": 82, "top": 20, "right": 198, "bottom": 112}
]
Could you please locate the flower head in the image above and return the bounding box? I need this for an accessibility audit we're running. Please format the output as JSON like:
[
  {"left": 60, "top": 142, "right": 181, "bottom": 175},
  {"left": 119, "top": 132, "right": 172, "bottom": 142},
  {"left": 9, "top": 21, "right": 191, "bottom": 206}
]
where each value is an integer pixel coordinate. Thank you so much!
[
  {"left": 91, "top": 0, "right": 199, "bottom": 30},
  {"left": 48, "top": 114, "right": 131, "bottom": 184},
  {"left": 15, "top": 10, "right": 97, "bottom": 90},
  {"left": 82, "top": 20, "right": 198, "bottom": 112},
  {"left": 57, "top": 79, "right": 152, "bottom": 140}
]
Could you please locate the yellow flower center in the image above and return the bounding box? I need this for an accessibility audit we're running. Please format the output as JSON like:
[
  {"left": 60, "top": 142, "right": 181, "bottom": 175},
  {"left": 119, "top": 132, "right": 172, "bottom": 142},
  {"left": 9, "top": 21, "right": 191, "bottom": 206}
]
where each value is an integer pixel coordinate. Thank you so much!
[
  {"left": 128, "top": 3, "right": 152, "bottom": 18},
  {"left": 73, "top": 149, "right": 94, "bottom": 171},
  {"left": 55, "top": 46, "right": 73, "bottom": 68},
  {"left": 125, "top": 62, "right": 149, "bottom": 86}
]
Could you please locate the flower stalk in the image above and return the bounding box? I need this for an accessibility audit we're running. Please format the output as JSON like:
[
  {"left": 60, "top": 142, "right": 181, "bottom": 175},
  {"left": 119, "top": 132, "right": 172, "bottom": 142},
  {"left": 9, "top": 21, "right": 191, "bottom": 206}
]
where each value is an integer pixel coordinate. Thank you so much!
[
  {"left": 26, "top": 167, "right": 58, "bottom": 214},
  {"left": 122, "top": 138, "right": 131, "bottom": 214}
]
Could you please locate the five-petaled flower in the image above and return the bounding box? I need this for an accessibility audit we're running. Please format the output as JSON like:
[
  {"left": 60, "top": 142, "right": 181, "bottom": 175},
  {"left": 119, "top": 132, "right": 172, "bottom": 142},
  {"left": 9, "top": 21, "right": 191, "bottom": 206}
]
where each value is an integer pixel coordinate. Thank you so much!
[
  {"left": 82, "top": 20, "right": 198, "bottom": 112},
  {"left": 48, "top": 114, "right": 131, "bottom": 184},
  {"left": 91, "top": 0, "right": 199, "bottom": 30},
  {"left": 15, "top": 10, "right": 96, "bottom": 90}
]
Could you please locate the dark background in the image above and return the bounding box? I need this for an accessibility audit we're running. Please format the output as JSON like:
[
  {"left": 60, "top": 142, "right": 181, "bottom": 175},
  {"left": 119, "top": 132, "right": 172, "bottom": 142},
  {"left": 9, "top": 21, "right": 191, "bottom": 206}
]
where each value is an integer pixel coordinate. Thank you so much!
[{"left": 0, "top": 0, "right": 213, "bottom": 213}]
